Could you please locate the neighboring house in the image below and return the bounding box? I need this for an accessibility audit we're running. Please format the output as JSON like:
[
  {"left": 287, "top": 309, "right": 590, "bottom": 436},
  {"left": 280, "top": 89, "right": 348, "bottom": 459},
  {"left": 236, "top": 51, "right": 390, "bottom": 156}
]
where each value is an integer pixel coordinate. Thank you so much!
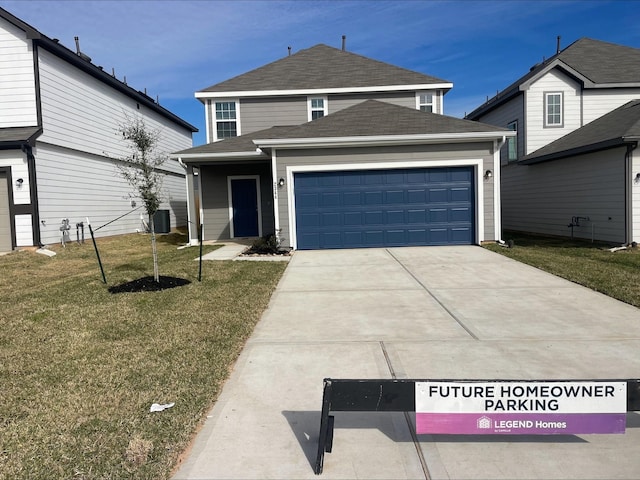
[
  {"left": 173, "top": 44, "right": 513, "bottom": 250},
  {"left": 0, "top": 8, "right": 197, "bottom": 252},
  {"left": 466, "top": 37, "right": 640, "bottom": 243}
]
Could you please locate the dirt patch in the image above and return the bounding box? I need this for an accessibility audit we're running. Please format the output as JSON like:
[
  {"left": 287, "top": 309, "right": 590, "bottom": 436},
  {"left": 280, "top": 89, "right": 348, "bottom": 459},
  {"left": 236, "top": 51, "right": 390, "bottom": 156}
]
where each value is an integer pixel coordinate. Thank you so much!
[{"left": 108, "top": 276, "right": 191, "bottom": 293}]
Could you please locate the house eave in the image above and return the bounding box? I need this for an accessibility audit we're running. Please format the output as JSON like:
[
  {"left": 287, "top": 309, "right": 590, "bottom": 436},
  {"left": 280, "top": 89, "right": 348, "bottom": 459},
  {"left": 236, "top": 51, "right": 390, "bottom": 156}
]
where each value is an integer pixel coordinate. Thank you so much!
[
  {"left": 519, "top": 138, "right": 630, "bottom": 165},
  {"left": 253, "top": 131, "right": 514, "bottom": 149},
  {"left": 195, "top": 83, "right": 454, "bottom": 100},
  {"left": 172, "top": 151, "right": 268, "bottom": 162}
]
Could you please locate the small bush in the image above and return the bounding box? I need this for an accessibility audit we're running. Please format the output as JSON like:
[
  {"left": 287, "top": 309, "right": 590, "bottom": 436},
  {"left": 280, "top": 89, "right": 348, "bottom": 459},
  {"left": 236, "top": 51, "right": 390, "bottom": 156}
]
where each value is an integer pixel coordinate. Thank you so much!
[{"left": 246, "top": 234, "right": 281, "bottom": 255}]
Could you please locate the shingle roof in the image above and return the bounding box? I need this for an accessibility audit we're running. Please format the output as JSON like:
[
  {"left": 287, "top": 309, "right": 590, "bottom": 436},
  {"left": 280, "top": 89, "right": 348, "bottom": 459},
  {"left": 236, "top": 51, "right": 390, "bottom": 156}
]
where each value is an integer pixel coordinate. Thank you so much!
[
  {"left": 199, "top": 44, "right": 449, "bottom": 93},
  {"left": 0, "top": 126, "right": 42, "bottom": 148},
  {"left": 521, "top": 100, "right": 640, "bottom": 164},
  {"left": 466, "top": 38, "right": 640, "bottom": 120},
  {"left": 256, "top": 100, "right": 506, "bottom": 139},
  {"left": 173, "top": 126, "right": 292, "bottom": 156},
  {"left": 174, "top": 100, "right": 507, "bottom": 158},
  {"left": 559, "top": 38, "right": 640, "bottom": 84}
]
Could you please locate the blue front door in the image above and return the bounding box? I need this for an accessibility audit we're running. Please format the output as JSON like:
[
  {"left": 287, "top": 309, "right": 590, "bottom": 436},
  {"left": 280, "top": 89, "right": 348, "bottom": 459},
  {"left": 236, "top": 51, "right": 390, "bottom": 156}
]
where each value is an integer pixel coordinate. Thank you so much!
[
  {"left": 231, "top": 178, "right": 259, "bottom": 237},
  {"left": 294, "top": 167, "right": 475, "bottom": 249}
]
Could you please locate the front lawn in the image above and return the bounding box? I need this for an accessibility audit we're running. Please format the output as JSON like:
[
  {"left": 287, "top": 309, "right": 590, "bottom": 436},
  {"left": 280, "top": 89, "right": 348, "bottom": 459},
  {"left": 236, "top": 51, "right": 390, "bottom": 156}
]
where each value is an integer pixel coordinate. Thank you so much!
[
  {"left": 484, "top": 231, "right": 640, "bottom": 307},
  {"left": 0, "top": 232, "right": 287, "bottom": 479}
]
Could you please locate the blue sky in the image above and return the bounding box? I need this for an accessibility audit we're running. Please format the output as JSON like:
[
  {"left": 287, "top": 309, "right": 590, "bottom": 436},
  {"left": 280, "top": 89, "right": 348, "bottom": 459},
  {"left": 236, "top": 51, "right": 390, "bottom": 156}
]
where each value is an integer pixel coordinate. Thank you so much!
[{"left": 3, "top": 0, "right": 639, "bottom": 146}]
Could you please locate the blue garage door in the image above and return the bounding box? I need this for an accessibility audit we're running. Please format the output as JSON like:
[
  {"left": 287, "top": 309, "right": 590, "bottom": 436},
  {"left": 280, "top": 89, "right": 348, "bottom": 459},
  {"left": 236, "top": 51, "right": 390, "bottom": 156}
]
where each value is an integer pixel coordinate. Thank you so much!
[{"left": 294, "top": 167, "right": 475, "bottom": 250}]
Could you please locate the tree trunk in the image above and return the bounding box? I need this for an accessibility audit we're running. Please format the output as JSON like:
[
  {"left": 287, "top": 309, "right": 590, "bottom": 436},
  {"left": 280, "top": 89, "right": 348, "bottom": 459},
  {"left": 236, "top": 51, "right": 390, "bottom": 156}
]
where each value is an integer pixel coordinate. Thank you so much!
[{"left": 149, "top": 215, "right": 159, "bottom": 283}]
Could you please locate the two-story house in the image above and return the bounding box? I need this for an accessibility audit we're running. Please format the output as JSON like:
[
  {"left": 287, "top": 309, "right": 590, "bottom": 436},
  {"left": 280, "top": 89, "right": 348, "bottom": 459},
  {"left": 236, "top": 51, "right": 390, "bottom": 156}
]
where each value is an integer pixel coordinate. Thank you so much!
[
  {"left": 466, "top": 38, "right": 640, "bottom": 244},
  {"left": 173, "top": 44, "right": 513, "bottom": 250},
  {"left": 0, "top": 8, "right": 197, "bottom": 252}
]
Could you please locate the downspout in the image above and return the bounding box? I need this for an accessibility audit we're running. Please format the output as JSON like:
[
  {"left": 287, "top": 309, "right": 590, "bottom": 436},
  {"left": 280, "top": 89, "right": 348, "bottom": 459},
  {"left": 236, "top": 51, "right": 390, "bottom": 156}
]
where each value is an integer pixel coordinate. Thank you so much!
[
  {"left": 270, "top": 149, "right": 280, "bottom": 242},
  {"left": 493, "top": 135, "right": 507, "bottom": 242},
  {"left": 22, "top": 144, "right": 43, "bottom": 247},
  {"left": 625, "top": 141, "right": 638, "bottom": 245}
]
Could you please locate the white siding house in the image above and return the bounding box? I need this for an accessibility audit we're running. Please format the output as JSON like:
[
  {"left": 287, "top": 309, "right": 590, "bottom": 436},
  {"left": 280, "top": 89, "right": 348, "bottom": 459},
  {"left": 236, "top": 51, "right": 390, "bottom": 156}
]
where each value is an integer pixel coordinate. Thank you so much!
[
  {"left": 0, "top": 8, "right": 196, "bottom": 251},
  {"left": 467, "top": 38, "right": 640, "bottom": 244}
]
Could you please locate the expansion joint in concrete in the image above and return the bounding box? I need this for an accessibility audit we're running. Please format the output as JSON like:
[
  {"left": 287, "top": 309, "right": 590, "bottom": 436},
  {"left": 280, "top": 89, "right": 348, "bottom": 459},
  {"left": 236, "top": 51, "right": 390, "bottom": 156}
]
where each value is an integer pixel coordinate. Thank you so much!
[
  {"left": 380, "top": 341, "right": 431, "bottom": 480},
  {"left": 385, "top": 249, "right": 479, "bottom": 340}
]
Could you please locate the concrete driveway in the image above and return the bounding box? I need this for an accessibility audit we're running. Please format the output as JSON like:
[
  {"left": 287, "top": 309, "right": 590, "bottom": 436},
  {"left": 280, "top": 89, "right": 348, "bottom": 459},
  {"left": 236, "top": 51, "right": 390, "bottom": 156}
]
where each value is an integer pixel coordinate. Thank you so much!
[{"left": 173, "top": 246, "right": 640, "bottom": 479}]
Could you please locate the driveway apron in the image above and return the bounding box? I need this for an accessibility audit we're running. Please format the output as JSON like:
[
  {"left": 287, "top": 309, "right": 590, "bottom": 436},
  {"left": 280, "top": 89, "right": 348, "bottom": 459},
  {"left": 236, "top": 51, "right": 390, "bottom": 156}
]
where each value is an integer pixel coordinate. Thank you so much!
[{"left": 173, "top": 246, "right": 640, "bottom": 480}]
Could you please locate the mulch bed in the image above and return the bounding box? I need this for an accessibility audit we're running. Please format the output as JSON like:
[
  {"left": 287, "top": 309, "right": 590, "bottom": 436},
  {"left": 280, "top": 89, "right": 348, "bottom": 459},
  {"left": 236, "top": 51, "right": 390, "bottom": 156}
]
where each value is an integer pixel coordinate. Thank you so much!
[{"left": 108, "top": 276, "right": 191, "bottom": 294}]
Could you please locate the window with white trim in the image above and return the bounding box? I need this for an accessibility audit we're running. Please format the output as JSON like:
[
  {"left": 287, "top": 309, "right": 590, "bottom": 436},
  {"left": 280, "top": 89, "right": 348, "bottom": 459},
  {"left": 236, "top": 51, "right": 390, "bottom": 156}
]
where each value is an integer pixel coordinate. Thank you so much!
[
  {"left": 308, "top": 97, "right": 327, "bottom": 121},
  {"left": 507, "top": 120, "right": 517, "bottom": 162},
  {"left": 215, "top": 101, "right": 238, "bottom": 140},
  {"left": 545, "top": 92, "right": 563, "bottom": 127},
  {"left": 418, "top": 93, "right": 434, "bottom": 113}
]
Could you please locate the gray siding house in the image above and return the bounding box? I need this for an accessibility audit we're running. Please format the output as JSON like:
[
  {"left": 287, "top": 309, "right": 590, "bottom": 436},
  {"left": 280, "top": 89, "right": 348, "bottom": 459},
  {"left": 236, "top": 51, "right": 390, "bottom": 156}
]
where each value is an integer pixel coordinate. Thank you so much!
[
  {"left": 466, "top": 38, "right": 640, "bottom": 244},
  {"left": 173, "top": 44, "right": 513, "bottom": 250},
  {"left": 0, "top": 8, "right": 196, "bottom": 252}
]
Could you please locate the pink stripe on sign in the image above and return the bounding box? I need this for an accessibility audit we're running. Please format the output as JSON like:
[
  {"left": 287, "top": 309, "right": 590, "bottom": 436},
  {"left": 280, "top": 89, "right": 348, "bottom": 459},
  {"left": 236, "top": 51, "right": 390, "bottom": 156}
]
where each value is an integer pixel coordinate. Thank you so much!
[{"left": 415, "top": 413, "right": 626, "bottom": 435}]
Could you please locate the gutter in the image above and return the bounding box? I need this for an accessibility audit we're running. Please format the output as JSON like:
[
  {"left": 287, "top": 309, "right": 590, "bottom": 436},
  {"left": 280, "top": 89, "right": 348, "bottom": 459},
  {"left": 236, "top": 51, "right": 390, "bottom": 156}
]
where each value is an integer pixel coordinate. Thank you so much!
[
  {"left": 195, "top": 83, "right": 454, "bottom": 100},
  {"left": 253, "top": 131, "right": 515, "bottom": 149}
]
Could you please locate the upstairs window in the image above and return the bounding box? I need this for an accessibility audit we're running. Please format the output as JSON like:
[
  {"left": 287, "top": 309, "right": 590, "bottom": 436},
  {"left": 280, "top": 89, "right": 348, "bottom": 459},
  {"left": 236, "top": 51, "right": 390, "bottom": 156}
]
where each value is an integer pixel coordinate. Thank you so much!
[
  {"left": 418, "top": 93, "right": 434, "bottom": 113},
  {"left": 308, "top": 97, "right": 327, "bottom": 121},
  {"left": 507, "top": 120, "right": 518, "bottom": 162},
  {"left": 545, "top": 92, "right": 563, "bottom": 127},
  {"left": 215, "top": 101, "right": 238, "bottom": 140}
]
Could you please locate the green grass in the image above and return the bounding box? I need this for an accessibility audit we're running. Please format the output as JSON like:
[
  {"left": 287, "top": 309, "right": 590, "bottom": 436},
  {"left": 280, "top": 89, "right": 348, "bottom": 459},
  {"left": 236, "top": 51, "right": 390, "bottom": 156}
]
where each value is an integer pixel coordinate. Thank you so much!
[
  {"left": 0, "top": 232, "right": 287, "bottom": 479},
  {"left": 484, "top": 231, "right": 640, "bottom": 307}
]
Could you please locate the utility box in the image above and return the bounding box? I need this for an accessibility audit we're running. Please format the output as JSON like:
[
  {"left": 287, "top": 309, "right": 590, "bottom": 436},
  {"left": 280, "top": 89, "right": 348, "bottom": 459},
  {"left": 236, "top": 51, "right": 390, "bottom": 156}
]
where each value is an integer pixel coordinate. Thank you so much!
[{"left": 153, "top": 209, "right": 170, "bottom": 234}]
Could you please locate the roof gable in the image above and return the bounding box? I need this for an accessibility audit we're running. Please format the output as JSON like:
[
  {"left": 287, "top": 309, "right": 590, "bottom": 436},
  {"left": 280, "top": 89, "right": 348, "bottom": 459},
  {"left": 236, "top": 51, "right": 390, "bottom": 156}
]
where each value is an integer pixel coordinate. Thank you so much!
[
  {"left": 198, "top": 44, "right": 450, "bottom": 95},
  {"left": 467, "top": 38, "right": 640, "bottom": 120},
  {"left": 0, "top": 7, "right": 197, "bottom": 133},
  {"left": 521, "top": 100, "right": 640, "bottom": 164}
]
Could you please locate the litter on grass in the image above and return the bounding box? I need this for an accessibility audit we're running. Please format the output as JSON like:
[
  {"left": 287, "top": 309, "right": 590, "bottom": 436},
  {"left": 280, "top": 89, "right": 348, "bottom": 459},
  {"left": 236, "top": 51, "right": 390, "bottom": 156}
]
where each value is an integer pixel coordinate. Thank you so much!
[{"left": 150, "top": 402, "right": 175, "bottom": 412}]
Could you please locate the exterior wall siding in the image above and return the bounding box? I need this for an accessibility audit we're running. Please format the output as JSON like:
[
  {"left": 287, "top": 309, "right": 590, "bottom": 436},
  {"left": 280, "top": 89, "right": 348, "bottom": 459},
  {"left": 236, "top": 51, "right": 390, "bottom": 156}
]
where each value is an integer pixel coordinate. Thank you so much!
[
  {"left": 0, "top": 17, "right": 38, "bottom": 127},
  {"left": 474, "top": 94, "right": 524, "bottom": 164},
  {"left": 274, "top": 142, "right": 496, "bottom": 249},
  {"left": 199, "top": 162, "right": 274, "bottom": 241},
  {"left": 34, "top": 143, "right": 188, "bottom": 245},
  {"left": 37, "top": 49, "right": 192, "bottom": 174},
  {"left": 501, "top": 147, "right": 626, "bottom": 243},
  {"left": 328, "top": 91, "right": 420, "bottom": 113},
  {"left": 525, "top": 69, "right": 581, "bottom": 154},
  {"left": 240, "top": 97, "right": 306, "bottom": 135},
  {"left": 211, "top": 91, "right": 436, "bottom": 141},
  {"left": 583, "top": 89, "right": 640, "bottom": 124}
]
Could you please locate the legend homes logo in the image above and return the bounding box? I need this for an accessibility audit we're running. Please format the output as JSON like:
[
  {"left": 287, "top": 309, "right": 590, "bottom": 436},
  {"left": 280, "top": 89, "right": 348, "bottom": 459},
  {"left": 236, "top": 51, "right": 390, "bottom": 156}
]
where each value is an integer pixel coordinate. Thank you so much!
[{"left": 477, "top": 416, "right": 492, "bottom": 429}]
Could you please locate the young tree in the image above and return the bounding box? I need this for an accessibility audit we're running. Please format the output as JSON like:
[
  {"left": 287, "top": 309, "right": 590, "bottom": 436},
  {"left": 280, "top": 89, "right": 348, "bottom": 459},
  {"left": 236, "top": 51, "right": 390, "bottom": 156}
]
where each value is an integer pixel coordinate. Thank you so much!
[{"left": 118, "top": 116, "right": 165, "bottom": 282}]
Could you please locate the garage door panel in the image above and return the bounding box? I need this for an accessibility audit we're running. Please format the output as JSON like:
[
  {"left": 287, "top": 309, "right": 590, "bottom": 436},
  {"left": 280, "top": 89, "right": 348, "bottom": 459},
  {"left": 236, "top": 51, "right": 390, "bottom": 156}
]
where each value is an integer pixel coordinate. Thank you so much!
[
  {"left": 408, "top": 209, "right": 427, "bottom": 223},
  {"left": 294, "top": 167, "right": 475, "bottom": 249},
  {"left": 452, "top": 227, "right": 472, "bottom": 242},
  {"left": 408, "top": 189, "right": 426, "bottom": 203},
  {"left": 451, "top": 187, "right": 471, "bottom": 202},
  {"left": 343, "top": 192, "right": 361, "bottom": 205},
  {"left": 321, "top": 192, "right": 340, "bottom": 206},
  {"left": 387, "top": 210, "right": 404, "bottom": 224},
  {"left": 451, "top": 207, "right": 471, "bottom": 222},
  {"left": 386, "top": 190, "right": 404, "bottom": 204},
  {"left": 365, "top": 191, "right": 383, "bottom": 204}
]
